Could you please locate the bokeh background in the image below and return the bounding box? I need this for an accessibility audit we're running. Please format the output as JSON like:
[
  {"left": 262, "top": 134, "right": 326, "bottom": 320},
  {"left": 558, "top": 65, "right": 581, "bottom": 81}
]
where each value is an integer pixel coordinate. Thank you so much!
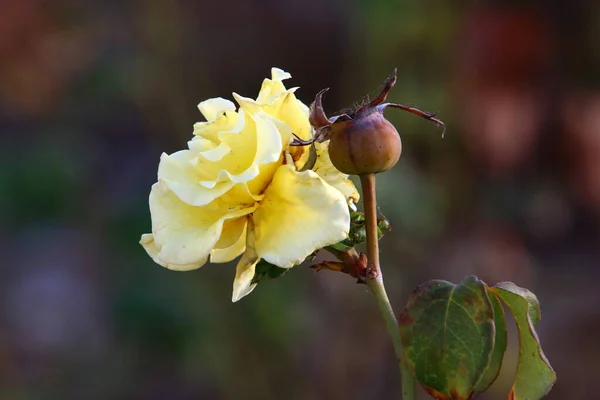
[{"left": 1, "top": 0, "right": 599, "bottom": 399}]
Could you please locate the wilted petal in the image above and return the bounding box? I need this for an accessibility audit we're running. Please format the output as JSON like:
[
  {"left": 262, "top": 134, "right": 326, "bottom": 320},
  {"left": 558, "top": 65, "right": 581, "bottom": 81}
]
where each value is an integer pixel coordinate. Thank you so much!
[
  {"left": 253, "top": 164, "right": 349, "bottom": 268},
  {"left": 232, "top": 219, "right": 259, "bottom": 302},
  {"left": 232, "top": 254, "right": 258, "bottom": 302}
]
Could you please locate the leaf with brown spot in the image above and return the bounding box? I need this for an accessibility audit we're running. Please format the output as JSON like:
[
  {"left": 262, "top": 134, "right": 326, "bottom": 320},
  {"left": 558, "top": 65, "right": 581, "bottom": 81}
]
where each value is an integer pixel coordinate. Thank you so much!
[{"left": 398, "top": 276, "right": 496, "bottom": 400}]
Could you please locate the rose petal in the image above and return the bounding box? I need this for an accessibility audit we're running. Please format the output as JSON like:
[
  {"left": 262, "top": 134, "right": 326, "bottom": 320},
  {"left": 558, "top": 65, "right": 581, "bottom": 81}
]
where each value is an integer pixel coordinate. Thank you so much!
[
  {"left": 193, "top": 109, "right": 245, "bottom": 142},
  {"left": 312, "top": 141, "right": 360, "bottom": 209},
  {"left": 191, "top": 140, "right": 230, "bottom": 162},
  {"left": 210, "top": 217, "right": 247, "bottom": 263},
  {"left": 270, "top": 68, "right": 291, "bottom": 82},
  {"left": 232, "top": 219, "right": 259, "bottom": 302},
  {"left": 144, "top": 182, "right": 256, "bottom": 270},
  {"left": 275, "top": 92, "right": 311, "bottom": 142},
  {"left": 140, "top": 234, "right": 202, "bottom": 270},
  {"left": 202, "top": 111, "right": 282, "bottom": 187},
  {"left": 198, "top": 97, "right": 236, "bottom": 121},
  {"left": 158, "top": 150, "right": 236, "bottom": 206},
  {"left": 253, "top": 164, "right": 350, "bottom": 268},
  {"left": 232, "top": 254, "right": 258, "bottom": 302},
  {"left": 254, "top": 68, "right": 292, "bottom": 105},
  {"left": 162, "top": 107, "right": 284, "bottom": 206},
  {"left": 253, "top": 81, "right": 311, "bottom": 143}
]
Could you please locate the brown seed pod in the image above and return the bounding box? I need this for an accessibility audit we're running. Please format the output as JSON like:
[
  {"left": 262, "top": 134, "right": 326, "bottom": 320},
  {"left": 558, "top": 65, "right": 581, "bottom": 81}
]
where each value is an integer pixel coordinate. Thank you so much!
[
  {"left": 328, "top": 110, "right": 402, "bottom": 175},
  {"left": 292, "top": 69, "right": 446, "bottom": 176}
]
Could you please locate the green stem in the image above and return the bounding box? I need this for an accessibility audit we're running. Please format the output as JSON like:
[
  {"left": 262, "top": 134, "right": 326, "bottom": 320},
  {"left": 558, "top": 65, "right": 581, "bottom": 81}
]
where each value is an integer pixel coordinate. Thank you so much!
[{"left": 359, "top": 173, "right": 415, "bottom": 400}]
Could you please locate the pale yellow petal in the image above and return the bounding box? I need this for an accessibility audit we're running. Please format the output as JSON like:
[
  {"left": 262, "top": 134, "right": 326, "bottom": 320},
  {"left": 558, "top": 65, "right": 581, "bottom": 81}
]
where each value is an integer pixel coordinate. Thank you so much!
[
  {"left": 189, "top": 139, "right": 230, "bottom": 162},
  {"left": 275, "top": 92, "right": 311, "bottom": 142},
  {"left": 213, "top": 216, "right": 247, "bottom": 249},
  {"left": 193, "top": 109, "right": 244, "bottom": 142},
  {"left": 146, "top": 182, "right": 256, "bottom": 270},
  {"left": 140, "top": 234, "right": 203, "bottom": 270},
  {"left": 232, "top": 92, "right": 262, "bottom": 114},
  {"left": 158, "top": 150, "right": 235, "bottom": 206},
  {"left": 256, "top": 88, "right": 311, "bottom": 142},
  {"left": 196, "top": 107, "right": 283, "bottom": 188},
  {"left": 243, "top": 69, "right": 311, "bottom": 143},
  {"left": 255, "top": 68, "right": 291, "bottom": 105},
  {"left": 205, "top": 111, "right": 282, "bottom": 185},
  {"left": 270, "top": 67, "right": 291, "bottom": 81},
  {"left": 163, "top": 107, "right": 285, "bottom": 206},
  {"left": 210, "top": 217, "right": 247, "bottom": 263},
  {"left": 194, "top": 109, "right": 258, "bottom": 179},
  {"left": 232, "top": 254, "right": 258, "bottom": 302},
  {"left": 232, "top": 218, "right": 259, "bottom": 302},
  {"left": 251, "top": 111, "right": 284, "bottom": 164},
  {"left": 253, "top": 164, "right": 350, "bottom": 268},
  {"left": 312, "top": 141, "right": 360, "bottom": 207},
  {"left": 213, "top": 183, "right": 262, "bottom": 209},
  {"left": 198, "top": 97, "right": 236, "bottom": 121},
  {"left": 245, "top": 154, "right": 282, "bottom": 197}
]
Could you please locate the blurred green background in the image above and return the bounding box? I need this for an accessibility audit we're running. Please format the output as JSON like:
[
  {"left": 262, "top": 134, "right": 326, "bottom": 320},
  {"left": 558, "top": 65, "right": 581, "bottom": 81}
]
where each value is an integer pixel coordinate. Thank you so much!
[{"left": 1, "top": 0, "right": 599, "bottom": 399}]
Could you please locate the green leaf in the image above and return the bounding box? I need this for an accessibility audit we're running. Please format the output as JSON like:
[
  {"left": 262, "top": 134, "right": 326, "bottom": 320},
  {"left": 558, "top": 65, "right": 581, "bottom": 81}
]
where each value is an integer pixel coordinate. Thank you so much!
[
  {"left": 349, "top": 212, "right": 367, "bottom": 244},
  {"left": 349, "top": 223, "right": 367, "bottom": 244},
  {"left": 350, "top": 211, "right": 365, "bottom": 223},
  {"left": 326, "top": 211, "right": 390, "bottom": 256},
  {"left": 250, "top": 260, "right": 288, "bottom": 284},
  {"left": 326, "top": 241, "right": 354, "bottom": 253},
  {"left": 377, "top": 214, "right": 391, "bottom": 232},
  {"left": 473, "top": 292, "right": 507, "bottom": 395},
  {"left": 398, "top": 276, "right": 495, "bottom": 400},
  {"left": 490, "top": 282, "right": 556, "bottom": 400}
]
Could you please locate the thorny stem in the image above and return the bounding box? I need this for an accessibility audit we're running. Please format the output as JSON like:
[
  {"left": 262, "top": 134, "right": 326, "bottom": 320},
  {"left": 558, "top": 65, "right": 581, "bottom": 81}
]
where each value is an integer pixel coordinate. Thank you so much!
[{"left": 359, "top": 173, "right": 415, "bottom": 400}]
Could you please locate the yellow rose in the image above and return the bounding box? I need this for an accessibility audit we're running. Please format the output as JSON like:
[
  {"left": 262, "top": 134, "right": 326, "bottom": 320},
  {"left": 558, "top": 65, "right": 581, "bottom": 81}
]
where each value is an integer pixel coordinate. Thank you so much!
[{"left": 140, "top": 68, "right": 359, "bottom": 301}]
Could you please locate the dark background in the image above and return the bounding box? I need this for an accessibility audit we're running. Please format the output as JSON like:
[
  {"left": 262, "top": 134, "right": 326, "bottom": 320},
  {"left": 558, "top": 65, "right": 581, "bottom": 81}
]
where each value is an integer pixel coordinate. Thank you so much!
[{"left": 1, "top": 0, "right": 598, "bottom": 399}]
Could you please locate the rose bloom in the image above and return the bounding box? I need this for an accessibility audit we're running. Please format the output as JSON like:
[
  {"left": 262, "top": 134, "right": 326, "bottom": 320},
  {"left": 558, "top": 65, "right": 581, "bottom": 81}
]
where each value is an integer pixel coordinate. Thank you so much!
[{"left": 140, "top": 68, "right": 358, "bottom": 301}]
